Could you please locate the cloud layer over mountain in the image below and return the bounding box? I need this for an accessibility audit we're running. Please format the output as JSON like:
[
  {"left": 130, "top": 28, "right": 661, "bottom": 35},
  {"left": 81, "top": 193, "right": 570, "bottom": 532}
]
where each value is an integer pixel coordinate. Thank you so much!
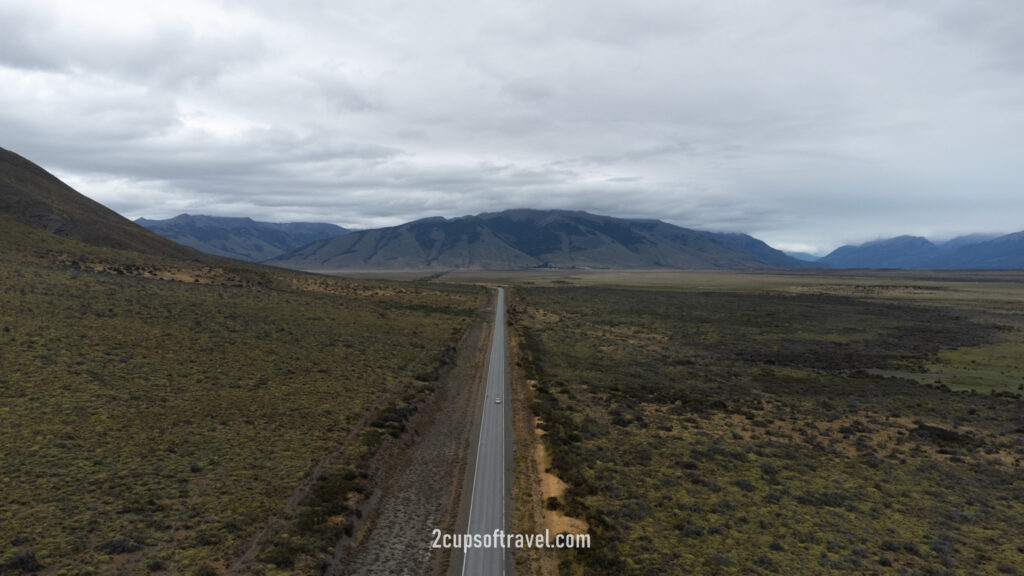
[{"left": 3, "top": 1, "right": 1023, "bottom": 254}]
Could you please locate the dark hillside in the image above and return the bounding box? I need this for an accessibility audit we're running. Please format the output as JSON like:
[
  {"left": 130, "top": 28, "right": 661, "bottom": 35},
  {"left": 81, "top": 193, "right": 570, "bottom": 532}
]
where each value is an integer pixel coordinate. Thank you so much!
[{"left": 0, "top": 147, "right": 200, "bottom": 259}]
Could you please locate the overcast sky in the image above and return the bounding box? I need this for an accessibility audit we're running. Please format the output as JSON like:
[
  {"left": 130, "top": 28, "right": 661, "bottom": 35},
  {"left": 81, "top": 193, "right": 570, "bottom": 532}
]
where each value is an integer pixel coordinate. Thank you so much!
[{"left": 2, "top": 0, "right": 1023, "bottom": 254}]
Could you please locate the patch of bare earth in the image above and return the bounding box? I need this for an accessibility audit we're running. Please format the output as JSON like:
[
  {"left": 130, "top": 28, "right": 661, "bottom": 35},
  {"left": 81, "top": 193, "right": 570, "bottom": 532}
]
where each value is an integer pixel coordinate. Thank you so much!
[
  {"left": 509, "top": 318, "right": 588, "bottom": 576},
  {"left": 338, "top": 306, "right": 491, "bottom": 576},
  {"left": 532, "top": 422, "right": 589, "bottom": 536}
]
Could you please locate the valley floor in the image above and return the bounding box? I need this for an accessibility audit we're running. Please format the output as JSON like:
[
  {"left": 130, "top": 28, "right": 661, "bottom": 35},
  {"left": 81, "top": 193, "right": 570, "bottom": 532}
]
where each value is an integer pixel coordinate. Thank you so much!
[
  {"left": 0, "top": 226, "right": 487, "bottom": 576},
  {"left": 495, "top": 270, "right": 1024, "bottom": 575}
]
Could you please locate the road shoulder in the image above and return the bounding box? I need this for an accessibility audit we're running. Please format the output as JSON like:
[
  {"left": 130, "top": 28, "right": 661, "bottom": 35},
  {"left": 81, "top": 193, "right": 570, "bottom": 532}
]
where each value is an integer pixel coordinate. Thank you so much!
[{"left": 342, "top": 295, "right": 492, "bottom": 576}]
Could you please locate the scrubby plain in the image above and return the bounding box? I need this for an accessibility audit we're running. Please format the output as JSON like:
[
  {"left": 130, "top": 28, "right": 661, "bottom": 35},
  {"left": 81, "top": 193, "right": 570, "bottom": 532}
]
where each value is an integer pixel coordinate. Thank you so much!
[
  {"left": 0, "top": 221, "right": 485, "bottom": 575},
  {"left": 510, "top": 273, "right": 1024, "bottom": 575}
]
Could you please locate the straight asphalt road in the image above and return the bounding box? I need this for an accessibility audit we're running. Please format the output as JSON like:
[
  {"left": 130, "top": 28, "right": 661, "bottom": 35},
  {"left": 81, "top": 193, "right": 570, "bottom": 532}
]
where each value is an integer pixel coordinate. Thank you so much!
[{"left": 462, "top": 287, "right": 508, "bottom": 576}]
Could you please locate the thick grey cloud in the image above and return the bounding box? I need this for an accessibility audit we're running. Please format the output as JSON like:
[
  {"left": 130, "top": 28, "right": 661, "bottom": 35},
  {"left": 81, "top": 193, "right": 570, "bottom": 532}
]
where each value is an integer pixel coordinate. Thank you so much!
[{"left": 2, "top": 0, "right": 1023, "bottom": 253}]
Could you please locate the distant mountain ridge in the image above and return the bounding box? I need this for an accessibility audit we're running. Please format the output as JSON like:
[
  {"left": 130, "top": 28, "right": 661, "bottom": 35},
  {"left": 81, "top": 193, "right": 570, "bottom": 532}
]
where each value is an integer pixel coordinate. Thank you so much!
[
  {"left": 269, "top": 209, "right": 809, "bottom": 271},
  {"left": 784, "top": 251, "right": 821, "bottom": 262},
  {"left": 819, "top": 233, "right": 1024, "bottom": 269},
  {"left": 5, "top": 146, "right": 1021, "bottom": 271},
  {"left": 818, "top": 236, "right": 941, "bottom": 269},
  {"left": 929, "top": 232, "right": 1024, "bottom": 269},
  {"left": 136, "top": 214, "right": 348, "bottom": 262}
]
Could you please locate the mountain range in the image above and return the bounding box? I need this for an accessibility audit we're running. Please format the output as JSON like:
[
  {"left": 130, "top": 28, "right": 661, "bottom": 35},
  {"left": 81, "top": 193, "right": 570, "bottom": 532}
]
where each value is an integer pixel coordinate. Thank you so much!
[
  {"left": 267, "top": 209, "right": 807, "bottom": 271},
  {"left": 3, "top": 146, "right": 1022, "bottom": 271},
  {"left": 2, "top": 147, "right": 801, "bottom": 271},
  {"left": 817, "top": 234, "right": 1023, "bottom": 269},
  {"left": 136, "top": 214, "right": 348, "bottom": 262}
]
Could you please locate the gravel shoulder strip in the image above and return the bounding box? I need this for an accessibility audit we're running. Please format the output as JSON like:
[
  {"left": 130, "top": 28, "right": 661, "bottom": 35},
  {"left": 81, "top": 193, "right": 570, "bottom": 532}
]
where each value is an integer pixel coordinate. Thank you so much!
[{"left": 343, "top": 299, "right": 492, "bottom": 576}]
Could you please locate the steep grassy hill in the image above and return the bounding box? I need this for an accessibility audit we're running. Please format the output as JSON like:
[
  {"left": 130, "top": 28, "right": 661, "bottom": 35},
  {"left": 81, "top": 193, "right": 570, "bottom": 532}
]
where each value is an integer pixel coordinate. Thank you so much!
[{"left": 0, "top": 147, "right": 201, "bottom": 260}]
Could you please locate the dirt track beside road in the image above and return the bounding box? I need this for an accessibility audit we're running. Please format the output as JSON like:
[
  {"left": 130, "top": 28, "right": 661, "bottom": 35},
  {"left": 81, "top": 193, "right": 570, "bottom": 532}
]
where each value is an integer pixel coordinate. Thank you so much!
[{"left": 343, "top": 299, "right": 491, "bottom": 576}]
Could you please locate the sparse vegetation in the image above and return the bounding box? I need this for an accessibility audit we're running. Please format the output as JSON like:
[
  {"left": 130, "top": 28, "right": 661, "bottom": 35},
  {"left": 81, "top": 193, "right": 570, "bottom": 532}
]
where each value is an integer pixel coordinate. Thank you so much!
[
  {"left": 0, "top": 217, "right": 485, "bottom": 575},
  {"left": 510, "top": 278, "right": 1024, "bottom": 575}
]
